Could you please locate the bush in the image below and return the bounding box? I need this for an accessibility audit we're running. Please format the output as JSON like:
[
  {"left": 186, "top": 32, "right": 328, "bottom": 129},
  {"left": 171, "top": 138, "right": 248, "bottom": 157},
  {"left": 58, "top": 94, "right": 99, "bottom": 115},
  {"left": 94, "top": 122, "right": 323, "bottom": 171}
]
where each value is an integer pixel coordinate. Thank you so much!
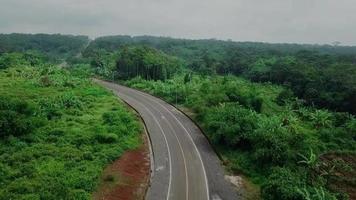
[
  {"left": 0, "top": 96, "right": 43, "bottom": 138},
  {"left": 95, "top": 133, "right": 118, "bottom": 144},
  {"left": 277, "top": 89, "right": 295, "bottom": 105},
  {"left": 39, "top": 75, "right": 52, "bottom": 87},
  {"left": 261, "top": 167, "right": 304, "bottom": 200},
  {"left": 59, "top": 93, "right": 82, "bottom": 109},
  {"left": 0, "top": 59, "right": 141, "bottom": 199},
  {"left": 225, "top": 86, "right": 264, "bottom": 112},
  {"left": 252, "top": 116, "right": 305, "bottom": 167},
  {"left": 204, "top": 103, "right": 257, "bottom": 148},
  {"left": 297, "top": 187, "right": 338, "bottom": 200},
  {"left": 102, "top": 111, "right": 133, "bottom": 126},
  {"left": 310, "top": 110, "right": 333, "bottom": 129}
]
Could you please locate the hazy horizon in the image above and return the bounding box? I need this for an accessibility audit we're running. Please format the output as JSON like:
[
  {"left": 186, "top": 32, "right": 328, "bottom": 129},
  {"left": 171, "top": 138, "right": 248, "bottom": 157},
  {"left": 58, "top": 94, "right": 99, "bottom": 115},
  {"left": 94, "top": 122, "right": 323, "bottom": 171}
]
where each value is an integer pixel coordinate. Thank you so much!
[{"left": 1, "top": 0, "right": 356, "bottom": 45}]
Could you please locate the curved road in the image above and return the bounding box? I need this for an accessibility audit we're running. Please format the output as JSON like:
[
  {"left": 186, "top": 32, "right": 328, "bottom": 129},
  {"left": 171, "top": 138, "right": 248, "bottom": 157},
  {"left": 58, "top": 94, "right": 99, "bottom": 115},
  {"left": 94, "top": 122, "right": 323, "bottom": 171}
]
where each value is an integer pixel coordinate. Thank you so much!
[{"left": 95, "top": 79, "right": 238, "bottom": 200}]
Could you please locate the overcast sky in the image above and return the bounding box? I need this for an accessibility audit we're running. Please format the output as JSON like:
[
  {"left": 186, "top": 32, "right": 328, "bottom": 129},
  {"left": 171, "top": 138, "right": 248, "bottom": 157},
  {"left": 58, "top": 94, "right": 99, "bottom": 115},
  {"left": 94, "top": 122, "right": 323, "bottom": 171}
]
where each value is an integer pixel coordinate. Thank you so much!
[{"left": 0, "top": 0, "right": 355, "bottom": 45}]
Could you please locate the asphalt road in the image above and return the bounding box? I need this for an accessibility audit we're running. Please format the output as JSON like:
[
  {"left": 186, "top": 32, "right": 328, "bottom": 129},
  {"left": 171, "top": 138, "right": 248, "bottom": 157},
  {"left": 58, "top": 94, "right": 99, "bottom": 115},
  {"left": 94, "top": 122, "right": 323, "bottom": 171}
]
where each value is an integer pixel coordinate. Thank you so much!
[{"left": 95, "top": 79, "right": 239, "bottom": 200}]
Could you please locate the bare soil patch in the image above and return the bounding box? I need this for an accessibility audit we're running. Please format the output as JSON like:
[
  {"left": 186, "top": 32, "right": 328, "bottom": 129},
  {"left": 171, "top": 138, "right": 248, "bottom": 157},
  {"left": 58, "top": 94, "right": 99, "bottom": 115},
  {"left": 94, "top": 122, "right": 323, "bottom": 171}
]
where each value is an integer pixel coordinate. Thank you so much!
[{"left": 93, "top": 135, "right": 150, "bottom": 200}]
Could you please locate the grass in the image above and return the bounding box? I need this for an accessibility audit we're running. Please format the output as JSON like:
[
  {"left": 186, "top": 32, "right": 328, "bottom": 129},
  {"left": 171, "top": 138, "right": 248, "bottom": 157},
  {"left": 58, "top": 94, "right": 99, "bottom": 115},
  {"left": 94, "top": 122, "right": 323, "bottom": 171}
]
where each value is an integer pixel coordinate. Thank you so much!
[{"left": 0, "top": 66, "right": 142, "bottom": 199}]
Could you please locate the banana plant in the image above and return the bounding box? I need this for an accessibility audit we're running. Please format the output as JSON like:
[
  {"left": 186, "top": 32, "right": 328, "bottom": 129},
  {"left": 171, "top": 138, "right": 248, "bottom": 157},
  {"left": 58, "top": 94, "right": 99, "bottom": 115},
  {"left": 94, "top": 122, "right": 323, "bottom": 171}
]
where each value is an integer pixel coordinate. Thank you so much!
[{"left": 298, "top": 149, "right": 318, "bottom": 169}]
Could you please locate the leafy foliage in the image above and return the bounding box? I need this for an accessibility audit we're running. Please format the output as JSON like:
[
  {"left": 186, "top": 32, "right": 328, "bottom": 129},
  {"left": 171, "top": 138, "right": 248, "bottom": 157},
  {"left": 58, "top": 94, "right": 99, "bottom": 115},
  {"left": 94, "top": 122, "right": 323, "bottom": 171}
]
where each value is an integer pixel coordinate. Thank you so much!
[
  {"left": 86, "top": 35, "right": 356, "bottom": 114},
  {"left": 0, "top": 33, "right": 89, "bottom": 62},
  {"left": 2, "top": 34, "right": 356, "bottom": 199},
  {"left": 0, "top": 55, "right": 141, "bottom": 199},
  {"left": 115, "top": 46, "right": 183, "bottom": 80},
  {"left": 0, "top": 96, "right": 43, "bottom": 138},
  {"left": 124, "top": 73, "right": 354, "bottom": 199}
]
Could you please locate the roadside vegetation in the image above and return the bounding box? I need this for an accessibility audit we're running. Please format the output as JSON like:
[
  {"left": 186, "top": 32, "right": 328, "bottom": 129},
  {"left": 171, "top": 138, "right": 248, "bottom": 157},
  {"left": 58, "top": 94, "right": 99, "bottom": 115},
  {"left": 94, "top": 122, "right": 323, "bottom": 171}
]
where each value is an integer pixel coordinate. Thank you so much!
[
  {"left": 86, "top": 36, "right": 356, "bottom": 200},
  {"left": 0, "top": 33, "right": 355, "bottom": 200},
  {"left": 0, "top": 52, "right": 141, "bottom": 199},
  {"left": 125, "top": 75, "right": 356, "bottom": 200}
]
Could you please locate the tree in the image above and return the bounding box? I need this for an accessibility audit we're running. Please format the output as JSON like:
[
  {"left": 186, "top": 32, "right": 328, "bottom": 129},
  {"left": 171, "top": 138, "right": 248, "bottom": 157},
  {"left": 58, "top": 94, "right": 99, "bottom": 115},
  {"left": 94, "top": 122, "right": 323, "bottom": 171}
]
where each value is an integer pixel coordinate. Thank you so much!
[{"left": 116, "top": 46, "right": 183, "bottom": 81}]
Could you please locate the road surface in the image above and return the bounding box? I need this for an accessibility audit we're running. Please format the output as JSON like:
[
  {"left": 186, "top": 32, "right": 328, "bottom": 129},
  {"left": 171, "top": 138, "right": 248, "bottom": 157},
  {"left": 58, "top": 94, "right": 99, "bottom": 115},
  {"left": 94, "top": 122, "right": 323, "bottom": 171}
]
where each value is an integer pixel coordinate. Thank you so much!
[{"left": 95, "top": 79, "right": 239, "bottom": 200}]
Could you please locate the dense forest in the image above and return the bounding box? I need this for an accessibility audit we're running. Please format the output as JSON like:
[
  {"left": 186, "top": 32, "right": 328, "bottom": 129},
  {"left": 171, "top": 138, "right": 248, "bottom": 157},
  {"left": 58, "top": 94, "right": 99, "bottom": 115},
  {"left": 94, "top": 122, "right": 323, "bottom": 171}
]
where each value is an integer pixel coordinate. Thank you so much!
[
  {"left": 86, "top": 35, "right": 356, "bottom": 200},
  {"left": 0, "top": 33, "right": 89, "bottom": 62},
  {"left": 0, "top": 33, "right": 355, "bottom": 199},
  {"left": 86, "top": 36, "right": 356, "bottom": 114}
]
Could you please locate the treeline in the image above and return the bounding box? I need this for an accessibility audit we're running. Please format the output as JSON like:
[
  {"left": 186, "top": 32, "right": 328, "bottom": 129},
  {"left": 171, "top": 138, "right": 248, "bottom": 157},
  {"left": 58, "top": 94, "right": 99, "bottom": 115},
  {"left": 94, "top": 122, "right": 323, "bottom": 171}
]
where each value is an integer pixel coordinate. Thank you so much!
[
  {"left": 0, "top": 33, "right": 89, "bottom": 61},
  {"left": 116, "top": 46, "right": 183, "bottom": 80},
  {"left": 86, "top": 46, "right": 184, "bottom": 81},
  {"left": 85, "top": 35, "right": 356, "bottom": 114},
  {"left": 245, "top": 52, "right": 356, "bottom": 114},
  {"left": 85, "top": 35, "right": 356, "bottom": 56}
]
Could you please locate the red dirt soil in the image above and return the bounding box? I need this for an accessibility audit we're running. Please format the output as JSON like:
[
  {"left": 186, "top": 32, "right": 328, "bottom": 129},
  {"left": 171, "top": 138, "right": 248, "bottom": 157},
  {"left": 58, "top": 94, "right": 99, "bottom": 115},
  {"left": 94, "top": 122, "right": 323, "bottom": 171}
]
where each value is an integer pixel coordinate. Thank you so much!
[{"left": 93, "top": 135, "right": 151, "bottom": 200}]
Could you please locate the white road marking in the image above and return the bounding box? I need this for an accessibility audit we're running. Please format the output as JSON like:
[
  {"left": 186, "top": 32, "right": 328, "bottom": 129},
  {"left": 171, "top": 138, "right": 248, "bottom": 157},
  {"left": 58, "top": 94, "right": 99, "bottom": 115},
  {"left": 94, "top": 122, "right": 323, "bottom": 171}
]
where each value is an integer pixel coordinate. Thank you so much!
[
  {"left": 100, "top": 81, "right": 210, "bottom": 200},
  {"left": 142, "top": 99, "right": 189, "bottom": 200},
  {"left": 105, "top": 85, "right": 173, "bottom": 200},
  {"left": 133, "top": 89, "right": 210, "bottom": 200},
  {"left": 156, "top": 166, "right": 165, "bottom": 171}
]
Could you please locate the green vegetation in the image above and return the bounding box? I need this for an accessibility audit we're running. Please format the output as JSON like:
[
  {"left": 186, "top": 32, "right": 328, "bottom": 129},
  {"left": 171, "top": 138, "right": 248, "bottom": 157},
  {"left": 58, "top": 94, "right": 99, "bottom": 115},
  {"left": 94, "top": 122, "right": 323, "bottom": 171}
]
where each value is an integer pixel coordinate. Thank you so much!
[
  {"left": 0, "top": 53, "right": 141, "bottom": 199},
  {"left": 84, "top": 36, "right": 355, "bottom": 199},
  {"left": 86, "top": 36, "right": 356, "bottom": 114},
  {"left": 1, "top": 33, "right": 355, "bottom": 200},
  {"left": 125, "top": 75, "right": 355, "bottom": 200},
  {"left": 116, "top": 46, "right": 183, "bottom": 80},
  {"left": 86, "top": 45, "right": 184, "bottom": 81},
  {"left": 0, "top": 33, "right": 89, "bottom": 62}
]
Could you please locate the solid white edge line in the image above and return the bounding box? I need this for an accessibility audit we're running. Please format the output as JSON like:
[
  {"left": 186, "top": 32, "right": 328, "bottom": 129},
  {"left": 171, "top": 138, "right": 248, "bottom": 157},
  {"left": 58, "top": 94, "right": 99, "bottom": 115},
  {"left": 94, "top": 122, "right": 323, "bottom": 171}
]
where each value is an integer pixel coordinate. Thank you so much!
[
  {"left": 118, "top": 93, "right": 173, "bottom": 200},
  {"left": 140, "top": 98, "right": 189, "bottom": 200},
  {"left": 132, "top": 89, "right": 210, "bottom": 200},
  {"left": 101, "top": 81, "right": 173, "bottom": 200}
]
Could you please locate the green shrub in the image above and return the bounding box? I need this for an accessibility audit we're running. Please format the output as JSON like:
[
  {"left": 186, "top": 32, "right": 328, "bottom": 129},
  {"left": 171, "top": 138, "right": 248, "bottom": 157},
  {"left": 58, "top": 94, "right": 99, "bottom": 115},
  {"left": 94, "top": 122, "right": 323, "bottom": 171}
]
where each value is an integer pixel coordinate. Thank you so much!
[
  {"left": 225, "top": 86, "right": 263, "bottom": 112},
  {"left": 297, "top": 187, "right": 338, "bottom": 200},
  {"left": 39, "top": 92, "right": 83, "bottom": 112},
  {"left": 95, "top": 133, "right": 118, "bottom": 144},
  {"left": 59, "top": 93, "right": 83, "bottom": 109},
  {"left": 277, "top": 89, "right": 295, "bottom": 105},
  {"left": 0, "top": 56, "right": 142, "bottom": 200},
  {"left": 204, "top": 103, "right": 257, "bottom": 148},
  {"left": 102, "top": 111, "right": 121, "bottom": 125},
  {"left": 39, "top": 75, "right": 52, "bottom": 87},
  {"left": 251, "top": 116, "right": 305, "bottom": 167},
  {"left": 0, "top": 97, "right": 43, "bottom": 138},
  {"left": 310, "top": 110, "right": 333, "bottom": 129},
  {"left": 261, "top": 167, "right": 304, "bottom": 200}
]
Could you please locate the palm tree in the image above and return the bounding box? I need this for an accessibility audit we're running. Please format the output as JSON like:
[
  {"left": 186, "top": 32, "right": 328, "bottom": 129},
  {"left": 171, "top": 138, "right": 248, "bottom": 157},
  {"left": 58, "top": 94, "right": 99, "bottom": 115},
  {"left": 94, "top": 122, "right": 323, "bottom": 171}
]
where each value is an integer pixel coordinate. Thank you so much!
[{"left": 310, "top": 110, "right": 332, "bottom": 128}]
